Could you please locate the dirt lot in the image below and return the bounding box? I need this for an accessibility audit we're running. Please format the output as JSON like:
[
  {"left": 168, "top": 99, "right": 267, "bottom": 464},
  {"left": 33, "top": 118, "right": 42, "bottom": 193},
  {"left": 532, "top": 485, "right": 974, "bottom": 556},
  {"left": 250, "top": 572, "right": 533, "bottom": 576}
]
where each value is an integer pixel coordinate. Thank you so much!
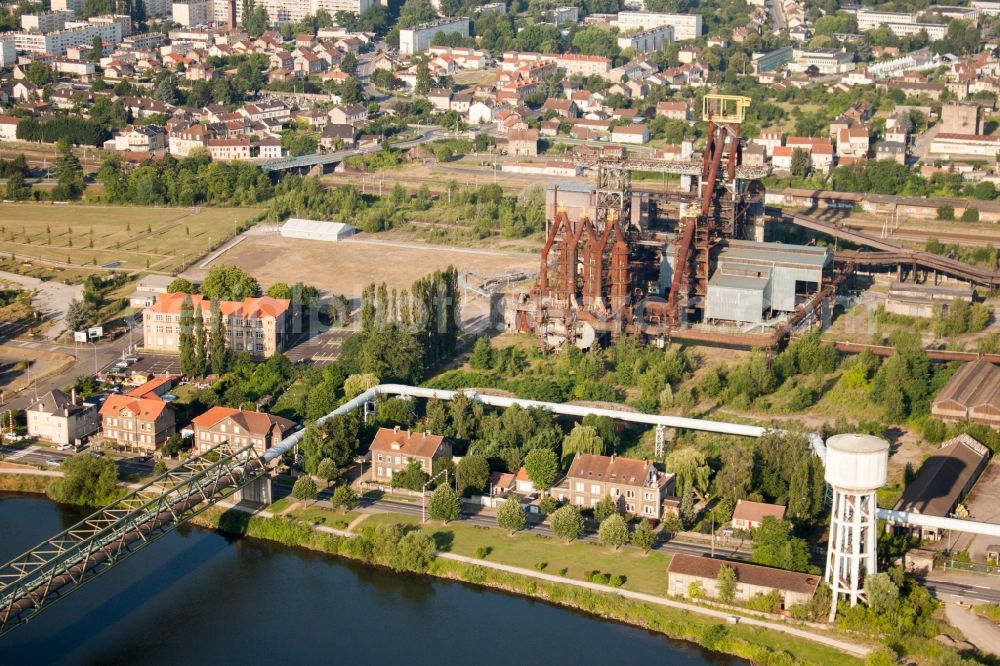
[
  {"left": 187, "top": 234, "right": 539, "bottom": 300},
  {"left": 0, "top": 344, "right": 75, "bottom": 395}
]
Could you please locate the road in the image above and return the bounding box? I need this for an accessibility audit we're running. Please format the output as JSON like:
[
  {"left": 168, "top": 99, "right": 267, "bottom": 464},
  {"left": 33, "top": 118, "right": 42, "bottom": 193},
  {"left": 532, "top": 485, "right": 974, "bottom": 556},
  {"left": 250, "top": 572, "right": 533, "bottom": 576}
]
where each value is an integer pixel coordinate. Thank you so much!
[
  {"left": 0, "top": 333, "right": 134, "bottom": 413},
  {"left": 0, "top": 442, "right": 153, "bottom": 477},
  {"left": 769, "top": 0, "right": 786, "bottom": 31},
  {"left": 911, "top": 124, "right": 941, "bottom": 164},
  {"left": 261, "top": 125, "right": 455, "bottom": 171},
  {"left": 922, "top": 576, "right": 1000, "bottom": 604}
]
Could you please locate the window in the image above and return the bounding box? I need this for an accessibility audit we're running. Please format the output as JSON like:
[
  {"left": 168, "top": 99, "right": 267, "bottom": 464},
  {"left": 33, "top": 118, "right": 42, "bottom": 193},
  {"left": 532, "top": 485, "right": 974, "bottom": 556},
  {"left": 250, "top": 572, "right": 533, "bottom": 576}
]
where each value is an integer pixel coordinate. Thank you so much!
[
  {"left": 574, "top": 482, "right": 584, "bottom": 492},
  {"left": 377, "top": 454, "right": 383, "bottom": 462},
  {"left": 591, "top": 484, "right": 601, "bottom": 495},
  {"left": 626, "top": 490, "right": 635, "bottom": 499},
  {"left": 625, "top": 503, "right": 634, "bottom": 512},
  {"left": 612, "top": 487, "right": 619, "bottom": 497},
  {"left": 644, "top": 492, "right": 652, "bottom": 501},
  {"left": 644, "top": 506, "right": 654, "bottom": 516}
]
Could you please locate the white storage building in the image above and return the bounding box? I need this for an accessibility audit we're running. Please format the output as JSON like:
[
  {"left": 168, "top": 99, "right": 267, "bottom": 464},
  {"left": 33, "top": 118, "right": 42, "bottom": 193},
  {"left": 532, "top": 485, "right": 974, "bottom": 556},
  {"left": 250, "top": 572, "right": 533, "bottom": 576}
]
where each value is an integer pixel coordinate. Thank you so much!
[{"left": 280, "top": 218, "right": 356, "bottom": 242}]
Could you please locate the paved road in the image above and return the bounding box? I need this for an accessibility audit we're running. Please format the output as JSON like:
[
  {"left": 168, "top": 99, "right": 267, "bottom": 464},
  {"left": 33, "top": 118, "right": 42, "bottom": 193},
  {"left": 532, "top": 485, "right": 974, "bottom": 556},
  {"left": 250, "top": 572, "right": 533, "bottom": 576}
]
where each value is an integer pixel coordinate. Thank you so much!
[
  {"left": 944, "top": 604, "right": 1000, "bottom": 656},
  {"left": 923, "top": 576, "right": 1000, "bottom": 604},
  {"left": 0, "top": 443, "right": 153, "bottom": 477},
  {"left": 911, "top": 124, "right": 941, "bottom": 164},
  {"left": 0, "top": 334, "right": 133, "bottom": 413}
]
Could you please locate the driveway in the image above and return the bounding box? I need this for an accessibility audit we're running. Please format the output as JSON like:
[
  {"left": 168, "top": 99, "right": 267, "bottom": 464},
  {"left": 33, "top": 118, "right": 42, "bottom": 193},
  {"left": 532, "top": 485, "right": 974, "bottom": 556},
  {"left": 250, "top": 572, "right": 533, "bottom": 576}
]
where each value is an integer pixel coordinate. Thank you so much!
[{"left": 0, "top": 270, "right": 83, "bottom": 341}]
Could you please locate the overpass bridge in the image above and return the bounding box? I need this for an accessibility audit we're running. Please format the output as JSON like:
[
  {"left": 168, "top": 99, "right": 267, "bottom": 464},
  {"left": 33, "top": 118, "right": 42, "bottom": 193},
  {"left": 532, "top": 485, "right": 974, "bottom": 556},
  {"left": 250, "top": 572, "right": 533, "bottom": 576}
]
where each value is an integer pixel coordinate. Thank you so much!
[
  {"left": 259, "top": 127, "right": 449, "bottom": 173},
  {"left": 5, "top": 385, "right": 1000, "bottom": 637}
]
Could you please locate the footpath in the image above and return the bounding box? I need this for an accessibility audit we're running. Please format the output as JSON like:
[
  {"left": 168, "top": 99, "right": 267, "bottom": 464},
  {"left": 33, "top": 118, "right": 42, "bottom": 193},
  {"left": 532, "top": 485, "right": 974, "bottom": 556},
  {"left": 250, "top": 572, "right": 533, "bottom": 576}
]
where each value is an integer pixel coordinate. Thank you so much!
[{"left": 215, "top": 499, "right": 873, "bottom": 659}]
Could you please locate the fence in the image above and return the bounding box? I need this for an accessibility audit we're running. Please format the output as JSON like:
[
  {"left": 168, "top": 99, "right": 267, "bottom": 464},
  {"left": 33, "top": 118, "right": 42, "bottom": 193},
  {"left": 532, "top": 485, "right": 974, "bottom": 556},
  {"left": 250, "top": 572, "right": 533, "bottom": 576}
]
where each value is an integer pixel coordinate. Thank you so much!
[{"left": 942, "top": 560, "right": 1000, "bottom": 576}]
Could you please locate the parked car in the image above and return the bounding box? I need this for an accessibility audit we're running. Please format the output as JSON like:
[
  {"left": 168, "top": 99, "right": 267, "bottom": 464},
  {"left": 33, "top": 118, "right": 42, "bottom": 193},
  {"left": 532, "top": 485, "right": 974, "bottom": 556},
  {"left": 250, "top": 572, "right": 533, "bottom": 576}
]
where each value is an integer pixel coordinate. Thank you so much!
[{"left": 46, "top": 458, "right": 63, "bottom": 466}]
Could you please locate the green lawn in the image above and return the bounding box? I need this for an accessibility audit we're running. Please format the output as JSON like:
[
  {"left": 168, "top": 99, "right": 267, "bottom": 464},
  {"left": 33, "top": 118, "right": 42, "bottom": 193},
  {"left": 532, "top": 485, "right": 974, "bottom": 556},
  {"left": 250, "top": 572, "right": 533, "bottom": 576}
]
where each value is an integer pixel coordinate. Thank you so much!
[
  {"left": 267, "top": 497, "right": 293, "bottom": 514},
  {"left": 358, "top": 512, "right": 671, "bottom": 595},
  {"left": 288, "top": 503, "right": 358, "bottom": 529}
]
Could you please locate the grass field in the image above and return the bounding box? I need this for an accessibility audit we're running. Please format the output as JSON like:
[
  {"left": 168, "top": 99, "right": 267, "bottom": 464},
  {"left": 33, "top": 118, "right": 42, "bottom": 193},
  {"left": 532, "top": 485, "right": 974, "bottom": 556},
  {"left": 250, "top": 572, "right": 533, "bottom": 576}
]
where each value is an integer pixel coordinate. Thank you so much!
[
  {"left": 360, "top": 512, "right": 672, "bottom": 595},
  {"left": 0, "top": 204, "right": 264, "bottom": 273}
]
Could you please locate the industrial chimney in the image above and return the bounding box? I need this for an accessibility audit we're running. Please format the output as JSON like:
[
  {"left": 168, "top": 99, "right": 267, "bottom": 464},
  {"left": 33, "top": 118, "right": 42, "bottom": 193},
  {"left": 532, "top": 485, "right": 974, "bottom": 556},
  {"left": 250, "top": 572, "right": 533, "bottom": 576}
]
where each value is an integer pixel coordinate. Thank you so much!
[{"left": 823, "top": 433, "right": 889, "bottom": 622}]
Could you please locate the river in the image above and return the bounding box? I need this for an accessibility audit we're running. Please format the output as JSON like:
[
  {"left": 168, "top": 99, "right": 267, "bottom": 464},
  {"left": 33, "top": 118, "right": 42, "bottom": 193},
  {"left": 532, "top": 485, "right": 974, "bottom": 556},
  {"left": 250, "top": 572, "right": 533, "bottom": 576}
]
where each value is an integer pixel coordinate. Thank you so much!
[{"left": 0, "top": 492, "right": 745, "bottom": 665}]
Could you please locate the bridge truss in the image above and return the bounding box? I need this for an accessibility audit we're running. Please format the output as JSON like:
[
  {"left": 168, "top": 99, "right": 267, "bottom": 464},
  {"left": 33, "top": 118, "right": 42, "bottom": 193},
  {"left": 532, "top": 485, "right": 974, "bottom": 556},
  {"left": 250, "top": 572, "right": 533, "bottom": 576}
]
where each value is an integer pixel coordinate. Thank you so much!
[{"left": 0, "top": 442, "right": 266, "bottom": 637}]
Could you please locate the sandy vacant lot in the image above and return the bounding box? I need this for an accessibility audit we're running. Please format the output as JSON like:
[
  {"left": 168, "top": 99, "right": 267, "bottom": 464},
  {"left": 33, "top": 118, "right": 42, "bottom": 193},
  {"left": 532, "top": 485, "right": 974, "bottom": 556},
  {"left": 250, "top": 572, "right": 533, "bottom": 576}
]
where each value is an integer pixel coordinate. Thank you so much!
[{"left": 190, "top": 234, "right": 539, "bottom": 299}]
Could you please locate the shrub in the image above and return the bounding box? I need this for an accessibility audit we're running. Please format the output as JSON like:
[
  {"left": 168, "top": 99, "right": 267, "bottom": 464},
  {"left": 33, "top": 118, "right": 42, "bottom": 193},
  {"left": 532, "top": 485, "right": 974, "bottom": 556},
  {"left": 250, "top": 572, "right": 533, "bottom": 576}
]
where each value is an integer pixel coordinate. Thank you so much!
[
  {"left": 961, "top": 207, "right": 980, "bottom": 222},
  {"left": 609, "top": 575, "right": 625, "bottom": 587},
  {"left": 475, "top": 546, "right": 492, "bottom": 559},
  {"left": 558, "top": 567, "right": 568, "bottom": 576},
  {"left": 936, "top": 204, "right": 954, "bottom": 220},
  {"left": 538, "top": 494, "right": 559, "bottom": 514},
  {"left": 535, "top": 561, "right": 547, "bottom": 571}
]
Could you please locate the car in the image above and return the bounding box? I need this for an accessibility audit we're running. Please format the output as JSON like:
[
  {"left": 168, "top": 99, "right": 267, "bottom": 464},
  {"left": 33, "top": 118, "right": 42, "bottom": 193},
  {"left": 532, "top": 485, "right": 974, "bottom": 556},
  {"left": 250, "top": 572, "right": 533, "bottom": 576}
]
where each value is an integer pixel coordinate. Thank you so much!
[
  {"left": 57, "top": 442, "right": 74, "bottom": 451},
  {"left": 726, "top": 616, "right": 740, "bottom": 625},
  {"left": 46, "top": 458, "right": 63, "bottom": 466},
  {"left": 90, "top": 450, "right": 104, "bottom": 458},
  {"left": 123, "top": 356, "right": 139, "bottom": 363}
]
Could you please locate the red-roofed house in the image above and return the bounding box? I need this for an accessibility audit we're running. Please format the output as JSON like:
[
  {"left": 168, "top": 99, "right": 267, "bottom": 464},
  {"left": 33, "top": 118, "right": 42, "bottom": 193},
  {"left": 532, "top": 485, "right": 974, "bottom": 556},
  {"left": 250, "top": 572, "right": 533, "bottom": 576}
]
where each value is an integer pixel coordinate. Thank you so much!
[
  {"left": 557, "top": 453, "right": 675, "bottom": 519},
  {"left": 731, "top": 499, "right": 787, "bottom": 531},
  {"left": 142, "top": 293, "right": 291, "bottom": 358},
  {"left": 99, "top": 394, "right": 175, "bottom": 453},
  {"left": 192, "top": 406, "right": 296, "bottom": 456},
  {"left": 369, "top": 426, "right": 452, "bottom": 484}
]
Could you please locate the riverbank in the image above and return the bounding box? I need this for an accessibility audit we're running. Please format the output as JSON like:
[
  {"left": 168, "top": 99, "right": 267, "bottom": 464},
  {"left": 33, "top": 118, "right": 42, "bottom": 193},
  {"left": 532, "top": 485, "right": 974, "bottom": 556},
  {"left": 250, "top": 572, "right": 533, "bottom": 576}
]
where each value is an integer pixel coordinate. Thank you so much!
[
  {"left": 0, "top": 474, "right": 868, "bottom": 663},
  {"left": 192, "top": 504, "right": 868, "bottom": 665}
]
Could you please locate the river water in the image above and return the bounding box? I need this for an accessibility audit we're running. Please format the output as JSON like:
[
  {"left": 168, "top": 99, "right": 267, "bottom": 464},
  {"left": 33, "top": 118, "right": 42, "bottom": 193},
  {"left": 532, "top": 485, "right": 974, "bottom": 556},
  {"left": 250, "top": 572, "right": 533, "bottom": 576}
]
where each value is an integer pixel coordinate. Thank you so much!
[{"left": 0, "top": 492, "right": 744, "bottom": 665}]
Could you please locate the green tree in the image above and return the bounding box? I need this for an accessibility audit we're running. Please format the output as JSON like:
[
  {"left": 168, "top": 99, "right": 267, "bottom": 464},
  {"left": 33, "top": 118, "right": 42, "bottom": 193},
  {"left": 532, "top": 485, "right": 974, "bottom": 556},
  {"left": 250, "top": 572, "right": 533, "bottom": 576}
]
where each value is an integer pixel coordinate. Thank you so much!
[
  {"left": 201, "top": 264, "right": 261, "bottom": 300},
  {"left": 571, "top": 26, "right": 620, "bottom": 58},
  {"left": 864, "top": 572, "right": 899, "bottom": 616},
  {"left": 391, "top": 530, "right": 436, "bottom": 572},
  {"left": 48, "top": 453, "right": 119, "bottom": 506},
  {"left": 598, "top": 513, "right": 628, "bottom": 550},
  {"left": 469, "top": 336, "right": 494, "bottom": 369},
  {"left": 153, "top": 460, "right": 167, "bottom": 475},
  {"left": 974, "top": 181, "right": 996, "bottom": 200},
  {"left": 209, "top": 298, "right": 227, "bottom": 375},
  {"left": 52, "top": 139, "right": 84, "bottom": 200},
  {"left": 428, "top": 483, "right": 461, "bottom": 522},
  {"left": 961, "top": 207, "right": 980, "bottom": 222},
  {"left": 751, "top": 516, "right": 811, "bottom": 572},
  {"left": 291, "top": 475, "right": 318, "bottom": 502},
  {"left": 5, "top": 171, "right": 30, "bottom": 201},
  {"left": 496, "top": 495, "right": 527, "bottom": 533},
  {"left": 717, "top": 564, "right": 738, "bottom": 604},
  {"left": 593, "top": 494, "right": 619, "bottom": 524},
  {"left": 936, "top": 204, "right": 955, "bottom": 220},
  {"left": 331, "top": 485, "right": 358, "bottom": 510},
  {"left": 551, "top": 504, "right": 584, "bottom": 541},
  {"left": 316, "top": 458, "right": 339, "bottom": 487},
  {"left": 666, "top": 447, "right": 711, "bottom": 495},
  {"left": 178, "top": 294, "right": 195, "bottom": 377},
  {"left": 167, "top": 277, "right": 195, "bottom": 293},
  {"left": 561, "top": 424, "right": 605, "bottom": 465},
  {"left": 65, "top": 298, "right": 95, "bottom": 332},
  {"left": 632, "top": 519, "right": 656, "bottom": 551},
  {"left": 340, "top": 51, "right": 358, "bottom": 75},
  {"left": 391, "top": 459, "right": 428, "bottom": 491},
  {"left": 663, "top": 512, "right": 683, "bottom": 534},
  {"left": 523, "top": 447, "right": 558, "bottom": 491},
  {"left": 193, "top": 304, "right": 207, "bottom": 377},
  {"left": 790, "top": 147, "right": 810, "bottom": 178},
  {"left": 456, "top": 454, "right": 490, "bottom": 496},
  {"left": 415, "top": 59, "right": 431, "bottom": 95}
]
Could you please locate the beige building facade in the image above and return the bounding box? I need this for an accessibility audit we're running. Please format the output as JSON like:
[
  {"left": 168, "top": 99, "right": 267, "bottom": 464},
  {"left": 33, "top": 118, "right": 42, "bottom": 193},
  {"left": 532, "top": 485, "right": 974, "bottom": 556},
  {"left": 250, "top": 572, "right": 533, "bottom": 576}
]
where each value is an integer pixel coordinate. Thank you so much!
[{"left": 26, "top": 389, "right": 99, "bottom": 445}]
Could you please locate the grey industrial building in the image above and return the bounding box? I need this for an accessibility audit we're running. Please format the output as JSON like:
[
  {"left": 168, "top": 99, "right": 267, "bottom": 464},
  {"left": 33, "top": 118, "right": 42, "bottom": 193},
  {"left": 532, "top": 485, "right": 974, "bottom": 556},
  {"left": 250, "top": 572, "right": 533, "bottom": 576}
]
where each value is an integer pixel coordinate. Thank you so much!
[{"left": 664, "top": 240, "right": 830, "bottom": 324}]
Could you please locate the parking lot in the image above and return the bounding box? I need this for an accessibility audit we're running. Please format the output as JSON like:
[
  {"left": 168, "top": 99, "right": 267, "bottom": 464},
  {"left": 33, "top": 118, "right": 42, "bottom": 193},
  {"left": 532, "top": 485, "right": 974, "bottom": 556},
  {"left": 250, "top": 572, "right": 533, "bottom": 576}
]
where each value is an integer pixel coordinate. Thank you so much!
[
  {"left": 285, "top": 329, "right": 353, "bottom": 365},
  {"left": 99, "top": 352, "right": 181, "bottom": 378}
]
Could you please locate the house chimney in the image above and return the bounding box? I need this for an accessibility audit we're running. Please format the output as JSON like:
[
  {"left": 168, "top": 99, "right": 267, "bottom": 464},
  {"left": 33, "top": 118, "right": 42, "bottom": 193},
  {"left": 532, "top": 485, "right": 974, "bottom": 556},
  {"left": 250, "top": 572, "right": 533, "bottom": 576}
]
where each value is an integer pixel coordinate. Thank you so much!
[{"left": 393, "top": 425, "right": 400, "bottom": 433}]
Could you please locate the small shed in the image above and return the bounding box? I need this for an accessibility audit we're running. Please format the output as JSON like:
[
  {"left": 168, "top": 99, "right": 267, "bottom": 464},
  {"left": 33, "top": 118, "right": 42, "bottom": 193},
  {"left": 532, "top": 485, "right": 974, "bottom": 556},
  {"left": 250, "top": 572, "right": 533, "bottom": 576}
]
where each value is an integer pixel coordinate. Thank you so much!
[{"left": 280, "top": 218, "right": 356, "bottom": 242}]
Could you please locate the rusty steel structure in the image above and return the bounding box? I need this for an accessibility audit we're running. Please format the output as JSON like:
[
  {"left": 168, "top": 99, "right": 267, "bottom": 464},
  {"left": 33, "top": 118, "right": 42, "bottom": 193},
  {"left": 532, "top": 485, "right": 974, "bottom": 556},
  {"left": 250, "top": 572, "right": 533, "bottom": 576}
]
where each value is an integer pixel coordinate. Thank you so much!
[{"left": 514, "top": 95, "right": 774, "bottom": 348}]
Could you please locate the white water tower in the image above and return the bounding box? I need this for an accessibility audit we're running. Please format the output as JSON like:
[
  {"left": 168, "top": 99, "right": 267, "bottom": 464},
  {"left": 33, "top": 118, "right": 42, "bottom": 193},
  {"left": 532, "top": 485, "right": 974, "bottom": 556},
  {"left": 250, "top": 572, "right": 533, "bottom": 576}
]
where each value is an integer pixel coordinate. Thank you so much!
[{"left": 823, "top": 433, "right": 889, "bottom": 621}]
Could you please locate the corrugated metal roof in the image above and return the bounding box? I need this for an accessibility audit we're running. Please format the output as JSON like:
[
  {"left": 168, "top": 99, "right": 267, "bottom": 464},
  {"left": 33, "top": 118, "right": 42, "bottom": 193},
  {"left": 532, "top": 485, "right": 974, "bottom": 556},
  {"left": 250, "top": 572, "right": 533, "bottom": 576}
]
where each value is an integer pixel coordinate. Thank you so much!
[
  {"left": 720, "top": 241, "right": 830, "bottom": 269},
  {"left": 709, "top": 273, "right": 768, "bottom": 291}
]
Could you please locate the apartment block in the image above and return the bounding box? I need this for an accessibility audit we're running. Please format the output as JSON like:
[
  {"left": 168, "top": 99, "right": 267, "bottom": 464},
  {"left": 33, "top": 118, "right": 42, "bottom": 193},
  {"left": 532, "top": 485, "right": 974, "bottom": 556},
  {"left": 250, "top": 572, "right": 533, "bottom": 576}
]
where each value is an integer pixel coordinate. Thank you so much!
[
  {"left": 617, "top": 25, "right": 674, "bottom": 53},
  {"left": 27, "top": 389, "right": 99, "bottom": 446},
  {"left": 142, "top": 292, "right": 292, "bottom": 358},
  {"left": 399, "top": 17, "right": 470, "bottom": 55},
  {"left": 191, "top": 406, "right": 296, "bottom": 456},
  {"left": 173, "top": 0, "right": 212, "bottom": 26},
  {"left": 369, "top": 426, "right": 452, "bottom": 484},
  {"left": 555, "top": 453, "right": 675, "bottom": 520},
  {"left": 615, "top": 12, "right": 702, "bottom": 41},
  {"left": 20, "top": 11, "right": 74, "bottom": 33},
  {"left": 99, "top": 394, "right": 175, "bottom": 453}
]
